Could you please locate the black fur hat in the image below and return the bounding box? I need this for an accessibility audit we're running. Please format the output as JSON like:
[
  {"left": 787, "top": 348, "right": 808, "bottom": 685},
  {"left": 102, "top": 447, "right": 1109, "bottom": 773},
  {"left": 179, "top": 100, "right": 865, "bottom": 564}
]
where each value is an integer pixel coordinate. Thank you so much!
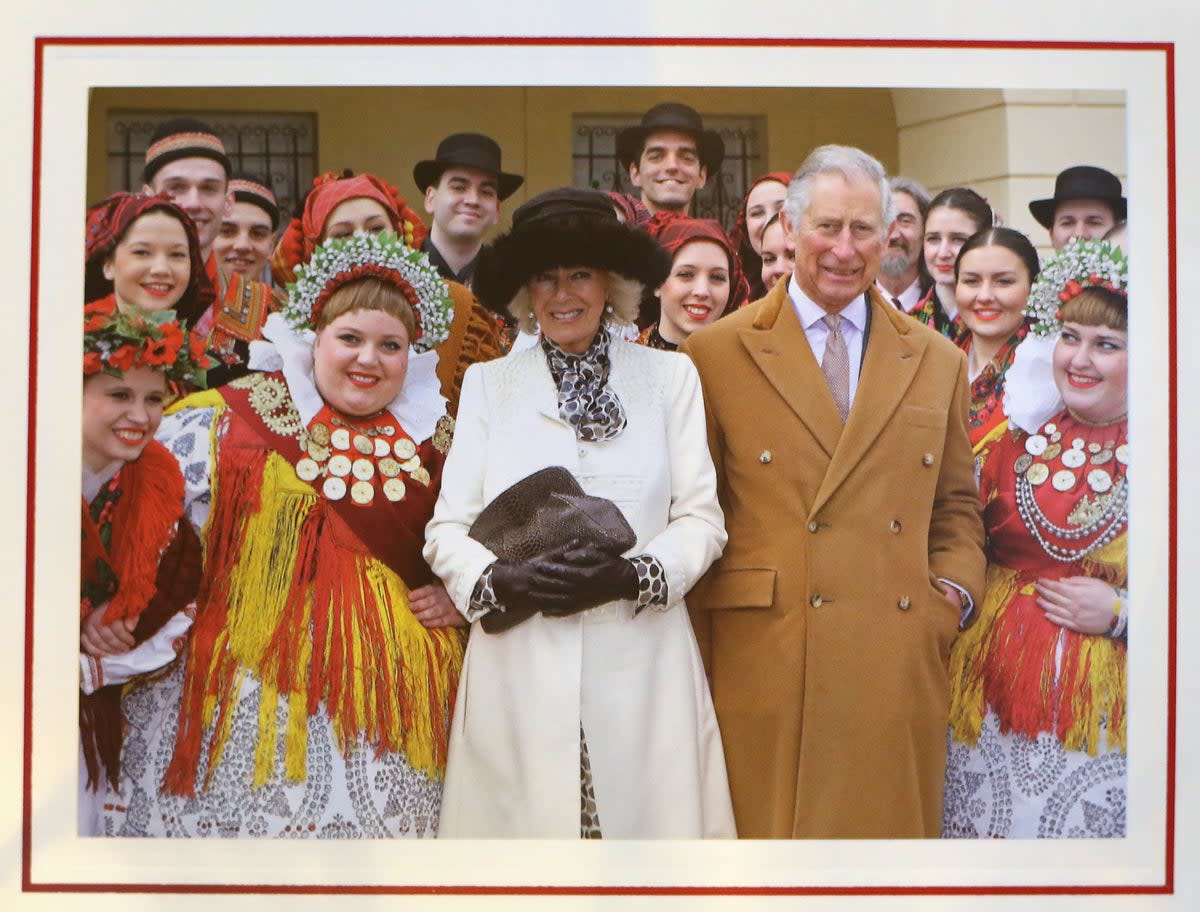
[{"left": 473, "top": 187, "right": 671, "bottom": 317}]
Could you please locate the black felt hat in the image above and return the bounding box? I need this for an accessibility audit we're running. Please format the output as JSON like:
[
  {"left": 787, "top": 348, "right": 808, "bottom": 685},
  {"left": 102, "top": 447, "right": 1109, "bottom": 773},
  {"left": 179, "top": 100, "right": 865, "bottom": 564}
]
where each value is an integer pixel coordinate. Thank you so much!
[
  {"left": 1029, "top": 165, "right": 1127, "bottom": 228},
  {"left": 615, "top": 102, "right": 725, "bottom": 173},
  {"left": 142, "top": 117, "right": 231, "bottom": 184},
  {"left": 412, "top": 133, "right": 524, "bottom": 200},
  {"left": 473, "top": 187, "right": 671, "bottom": 316}
]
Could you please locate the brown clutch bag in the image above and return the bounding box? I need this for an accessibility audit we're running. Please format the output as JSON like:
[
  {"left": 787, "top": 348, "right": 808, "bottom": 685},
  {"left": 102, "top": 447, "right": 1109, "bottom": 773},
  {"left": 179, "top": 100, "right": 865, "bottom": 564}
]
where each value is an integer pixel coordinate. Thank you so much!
[{"left": 468, "top": 466, "right": 636, "bottom": 633}]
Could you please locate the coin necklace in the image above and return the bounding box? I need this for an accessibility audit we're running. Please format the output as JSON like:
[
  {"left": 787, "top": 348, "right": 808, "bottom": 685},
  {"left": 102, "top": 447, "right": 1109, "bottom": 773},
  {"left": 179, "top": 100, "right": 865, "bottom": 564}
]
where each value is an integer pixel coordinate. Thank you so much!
[
  {"left": 1012, "top": 417, "right": 1129, "bottom": 562},
  {"left": 294, "top": 406, "right": 432, "bottom": 505}
]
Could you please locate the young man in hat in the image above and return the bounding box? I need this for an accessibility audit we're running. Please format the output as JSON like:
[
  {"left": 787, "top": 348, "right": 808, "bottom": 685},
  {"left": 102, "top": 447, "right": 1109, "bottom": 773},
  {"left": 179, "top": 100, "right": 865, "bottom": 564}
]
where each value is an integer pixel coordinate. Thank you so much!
[
  {"left": 413, "top": 132, "right": 524, "bottom": 289},
  {"left": 616, "top": 102, "right": 724, "bottom": 218},
  {"left": 213, "top": 171, "right": 280, "bottom": 285},
  {"left": 1029, "top": 165, "right": 1127, "bottom": 250},
  {"left": 143, "top": 121, "right": 271, "bottom": 382},
  {"left": 142, "top": 117, "right": 233, "bottom": 265}
]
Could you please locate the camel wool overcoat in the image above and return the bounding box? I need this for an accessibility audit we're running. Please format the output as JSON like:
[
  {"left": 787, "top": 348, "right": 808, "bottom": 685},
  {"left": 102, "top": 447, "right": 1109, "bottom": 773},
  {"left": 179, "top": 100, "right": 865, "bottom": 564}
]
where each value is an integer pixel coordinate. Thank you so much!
[{"left": 681, "top": 282, "right": 986, "bottom": 838}]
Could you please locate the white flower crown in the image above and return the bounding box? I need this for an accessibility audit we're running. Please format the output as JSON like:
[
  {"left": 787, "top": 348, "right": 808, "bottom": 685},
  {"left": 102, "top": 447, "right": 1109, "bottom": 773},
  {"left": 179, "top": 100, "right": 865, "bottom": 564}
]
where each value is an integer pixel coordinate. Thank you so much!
[
  {"left": 284, "top": 231, "right": 453, "bottom": 353},
  {"left": 1026, "top": 237, "right": 1128, "bottom": 338}
]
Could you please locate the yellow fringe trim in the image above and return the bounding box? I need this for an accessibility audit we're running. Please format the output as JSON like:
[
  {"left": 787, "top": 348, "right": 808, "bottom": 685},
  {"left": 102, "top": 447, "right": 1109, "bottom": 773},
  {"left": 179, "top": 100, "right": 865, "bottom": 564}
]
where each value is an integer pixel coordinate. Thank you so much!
[
  {"left": 948, "top": 534, "right": 1127, "bottom": 753},
  {"left": 203, "top": 449, "right": 462, "bottom": 786},
  {"left": 948, "top": 564, "right": 1022, "bottom": 745}
]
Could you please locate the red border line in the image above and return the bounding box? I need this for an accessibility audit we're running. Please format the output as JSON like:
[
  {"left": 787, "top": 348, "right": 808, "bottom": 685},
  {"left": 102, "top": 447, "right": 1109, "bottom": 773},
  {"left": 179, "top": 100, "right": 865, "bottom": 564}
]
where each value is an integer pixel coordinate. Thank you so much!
[
  {"left": 22, "top": 25, "right": 44, "bottom": 901},
  {"left": 1163, "top": 40, "right": 1178, "bottom": 896},
  {"left": 18, "top": 883, "right": 1177, "bottom": 896},
  {"left": 25, "top": 34, "right": 1176, "bottom": 897},
  {"left": 34, "top": 35, "right": 1171, "bottom": 52}
]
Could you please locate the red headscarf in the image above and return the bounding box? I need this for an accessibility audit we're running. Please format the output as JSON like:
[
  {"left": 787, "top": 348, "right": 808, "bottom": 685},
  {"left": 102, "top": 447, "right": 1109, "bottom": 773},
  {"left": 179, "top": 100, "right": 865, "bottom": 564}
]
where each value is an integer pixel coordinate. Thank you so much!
[
  {"left": 84, "top": 191, "right": 216, "bottom": 330},
  {"left": 271, "top": 171, "right": 428, "bottom": 286},
  {"left": 645, "top": 212, "right": 749, "bottom": 315}
]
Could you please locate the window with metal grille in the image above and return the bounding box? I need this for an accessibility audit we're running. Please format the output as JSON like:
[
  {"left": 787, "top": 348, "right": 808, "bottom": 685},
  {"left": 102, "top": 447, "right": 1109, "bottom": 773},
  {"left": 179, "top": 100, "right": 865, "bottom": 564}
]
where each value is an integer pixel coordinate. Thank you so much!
[
  {"left": 572, "top": 114, "right": 764, "bottom": 230},
  {"left": 106, "top": 111, "right": 317, "bottom": 225}
]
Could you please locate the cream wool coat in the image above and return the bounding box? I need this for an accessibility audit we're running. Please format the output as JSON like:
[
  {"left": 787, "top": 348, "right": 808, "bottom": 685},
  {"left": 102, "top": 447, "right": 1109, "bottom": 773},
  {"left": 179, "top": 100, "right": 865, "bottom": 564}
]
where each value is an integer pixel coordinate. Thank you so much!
[
  {"left": 424, "top": 337, "right": 735, "bottom": 838},
  {"left": 682, "top": 283, "right": 986, "bottom": 839}
]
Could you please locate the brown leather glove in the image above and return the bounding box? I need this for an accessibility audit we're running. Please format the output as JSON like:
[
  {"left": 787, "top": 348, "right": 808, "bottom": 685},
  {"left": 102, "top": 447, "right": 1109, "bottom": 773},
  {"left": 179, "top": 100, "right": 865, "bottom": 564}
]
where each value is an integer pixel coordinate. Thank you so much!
[{"left": 532, "top": 541, "right": 639, "bottom": 617}]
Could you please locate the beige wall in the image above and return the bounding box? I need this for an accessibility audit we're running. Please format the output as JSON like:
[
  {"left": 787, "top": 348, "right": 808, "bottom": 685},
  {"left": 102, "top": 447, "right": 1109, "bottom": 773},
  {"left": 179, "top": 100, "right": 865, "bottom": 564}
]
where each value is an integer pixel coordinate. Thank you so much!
[
  {"left": 90, "top": 84, "right": 1126, "bottom": 252},
  {"left": 893, "top": 88, "right": 1127, "bottom": 255},
  {"left": 88, "top": 85, "right": 899, "bottom": 230}
]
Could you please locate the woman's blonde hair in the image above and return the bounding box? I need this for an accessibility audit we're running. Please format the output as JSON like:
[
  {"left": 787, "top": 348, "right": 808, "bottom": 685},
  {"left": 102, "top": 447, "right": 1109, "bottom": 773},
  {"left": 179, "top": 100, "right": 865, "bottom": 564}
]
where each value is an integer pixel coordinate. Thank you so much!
[
  {"left": 1060, "top": 286, "right": 1127, "bottom": 332},
  {"left": 315, "top": 276, "right": 417, "bottom": 338},
  {"left": 508, "top": 271, "right": 642, "bottom": 336}
]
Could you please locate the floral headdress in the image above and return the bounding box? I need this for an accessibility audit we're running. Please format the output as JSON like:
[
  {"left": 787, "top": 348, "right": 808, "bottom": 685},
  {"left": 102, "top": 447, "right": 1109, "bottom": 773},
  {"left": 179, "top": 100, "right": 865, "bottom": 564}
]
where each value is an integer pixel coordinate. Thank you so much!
[
  {"left": 83, "top": 298, "right": 211, "bottom": 387},
  {"left": 1026, "top": 237, "right": 1128, "bottom": 337},
  {"left": 284, "top": 231, "right": 453, "bottom": 353}
]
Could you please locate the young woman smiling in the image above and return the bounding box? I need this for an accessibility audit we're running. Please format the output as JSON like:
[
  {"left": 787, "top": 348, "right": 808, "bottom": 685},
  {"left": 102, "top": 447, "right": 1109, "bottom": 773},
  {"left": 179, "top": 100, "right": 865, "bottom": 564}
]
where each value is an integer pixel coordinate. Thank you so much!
[
  {"left": 84, "top": 192, "right": 214, "bottom": 332},
  {"left": 271, "top": 170, "right": 501, "bottom": 415},
  {"left": 944, "top": 238, "right": 1129, "bottom": 839},
  {"left": 729, "top": 170, "right": 792, "bottom": 302},
  {"left": 638, "top": 214, "right": 746, "bottom": 351},
  {"left": 954, "top": 227, "right": 1040, "bottom": 447},
  {"left": 78, "top": 302, "right": 209, "bottom": 835},
  {"left": 104, "top": 232, "right": 467, "bottom": 838},
  {"left": 911, "top": 187, "right": 993, "bottom": 339}
]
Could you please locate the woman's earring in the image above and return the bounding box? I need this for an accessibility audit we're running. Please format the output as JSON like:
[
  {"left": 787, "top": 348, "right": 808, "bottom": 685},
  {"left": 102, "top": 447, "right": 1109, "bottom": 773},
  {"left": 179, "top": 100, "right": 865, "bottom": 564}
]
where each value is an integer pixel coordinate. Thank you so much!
[{"left": 604, "top": 303, "right": 614, "bottom": 313}]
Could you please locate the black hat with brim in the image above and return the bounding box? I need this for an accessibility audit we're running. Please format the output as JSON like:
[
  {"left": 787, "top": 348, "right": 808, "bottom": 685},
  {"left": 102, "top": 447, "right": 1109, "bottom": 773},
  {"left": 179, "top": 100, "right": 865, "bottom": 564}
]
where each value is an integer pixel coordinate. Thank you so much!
[
  {"left": 473, "top": 187, "right": 671, "bottom": 317},
  {"left": 413, "top": 132, "right": 524, "bottom": 200},
  {"left": 1029, "top": 165, "right": 1127, "bottom": 228},
  {"left": 615, "top": 102, "right": 725, "bottom": 173}
]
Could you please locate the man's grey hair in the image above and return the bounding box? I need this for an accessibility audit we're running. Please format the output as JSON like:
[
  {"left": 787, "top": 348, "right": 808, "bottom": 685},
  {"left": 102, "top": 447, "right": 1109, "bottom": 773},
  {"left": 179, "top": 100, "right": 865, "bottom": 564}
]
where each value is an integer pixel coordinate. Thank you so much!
[
  {"left": 782, "top": 145, "right": 895, "bottom": 236},
  {"left": 889, "top": 176, "right": 932, "bottom": 220}
]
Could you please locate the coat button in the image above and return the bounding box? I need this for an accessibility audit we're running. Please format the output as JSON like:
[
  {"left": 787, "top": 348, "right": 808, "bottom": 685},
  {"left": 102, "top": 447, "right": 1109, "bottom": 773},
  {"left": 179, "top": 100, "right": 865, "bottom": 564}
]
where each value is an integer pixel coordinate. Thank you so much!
[
  {"left": 898, "top": 596, "right": 911, "bottom": 610},
  {"left": 922, "top": 453, "right": 935, "bottom": 466},
  {"left": 810, "top": 594, "right": 823, "bottom": 608},
  {"left": 808, "top": 521, "right": 820, "bottom": 533},
  {"left": 889, "top": 519, "right": 902, "bottom": 533},
  {"left": 760, "top": 450, "right": 773, "bottom": 464}
]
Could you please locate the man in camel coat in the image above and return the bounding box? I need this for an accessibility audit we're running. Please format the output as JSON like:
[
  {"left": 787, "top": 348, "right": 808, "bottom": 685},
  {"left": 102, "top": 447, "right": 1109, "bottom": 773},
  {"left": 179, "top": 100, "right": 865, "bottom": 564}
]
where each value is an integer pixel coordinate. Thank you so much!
[{"left": 682, "top": 145, "right": 986, "bottom": 838}]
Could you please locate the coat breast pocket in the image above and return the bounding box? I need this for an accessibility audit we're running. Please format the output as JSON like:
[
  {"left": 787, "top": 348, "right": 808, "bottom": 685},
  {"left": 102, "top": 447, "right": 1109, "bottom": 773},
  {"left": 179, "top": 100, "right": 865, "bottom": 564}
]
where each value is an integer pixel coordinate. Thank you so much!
[
  {"left": 898, "top": 403, "right": 948, "bottom": 431},
  {"left": 694, "top": 568, "right": 777, "bottom": 612}
]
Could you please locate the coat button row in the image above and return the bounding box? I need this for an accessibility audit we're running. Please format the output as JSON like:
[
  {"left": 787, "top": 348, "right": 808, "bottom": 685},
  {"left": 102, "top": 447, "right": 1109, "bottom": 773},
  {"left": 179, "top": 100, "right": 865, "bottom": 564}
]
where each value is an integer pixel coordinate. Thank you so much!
[
  {"left": 898, "top": 596, "right": 911, "bottom": 610},
  {"left": 810, "top": 594, "right": 823, "bottom": 608},
  {"left": 922, "top": 453, "right": 935, "bottom": 466},
  {"left": 889, "top": 519, "right": 902, "bottom": 533}
]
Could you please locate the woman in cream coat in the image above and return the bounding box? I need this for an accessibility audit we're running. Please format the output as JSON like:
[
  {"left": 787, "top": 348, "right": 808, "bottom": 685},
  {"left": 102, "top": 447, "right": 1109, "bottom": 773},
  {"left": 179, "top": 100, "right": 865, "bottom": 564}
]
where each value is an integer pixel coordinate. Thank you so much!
[{"left": 424, "top": 188, "right": 735, "bottom": 838}]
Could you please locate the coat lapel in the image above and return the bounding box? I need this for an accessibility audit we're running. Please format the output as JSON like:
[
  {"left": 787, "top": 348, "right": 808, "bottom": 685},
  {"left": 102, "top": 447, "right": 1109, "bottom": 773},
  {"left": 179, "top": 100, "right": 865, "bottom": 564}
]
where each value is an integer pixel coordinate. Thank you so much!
[
  {"left": 810, "top": 291, "right": 927, "bottom": 515},
  {"left": 737, "top": 283, "right": 844, "bottom": 459},
  {"left": 513, "top": 345, "right": 566, "bottom": 425}
]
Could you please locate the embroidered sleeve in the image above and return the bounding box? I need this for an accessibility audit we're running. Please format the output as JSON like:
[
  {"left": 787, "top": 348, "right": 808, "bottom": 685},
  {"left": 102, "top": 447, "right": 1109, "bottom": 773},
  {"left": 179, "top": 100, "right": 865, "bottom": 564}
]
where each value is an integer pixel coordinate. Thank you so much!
[
  {"left": 156, "top": 405, "right": 218, "bottom": 533},
  {"left": 631, "top": 554, "right": 669, "bottom": 615},
  {"left": 79, "top": 611, "right": 194, "bottom": 696}
]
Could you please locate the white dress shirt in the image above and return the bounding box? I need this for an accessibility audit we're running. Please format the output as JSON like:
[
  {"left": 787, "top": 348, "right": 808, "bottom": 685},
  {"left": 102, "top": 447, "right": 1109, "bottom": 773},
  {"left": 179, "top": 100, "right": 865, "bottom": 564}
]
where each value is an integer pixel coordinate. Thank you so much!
[
  {"left": 875, "top": 277, "right": 923, "bottom": 313},
  {"left": 788, "top": 275, "right": 868, "bottom": 408}
]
